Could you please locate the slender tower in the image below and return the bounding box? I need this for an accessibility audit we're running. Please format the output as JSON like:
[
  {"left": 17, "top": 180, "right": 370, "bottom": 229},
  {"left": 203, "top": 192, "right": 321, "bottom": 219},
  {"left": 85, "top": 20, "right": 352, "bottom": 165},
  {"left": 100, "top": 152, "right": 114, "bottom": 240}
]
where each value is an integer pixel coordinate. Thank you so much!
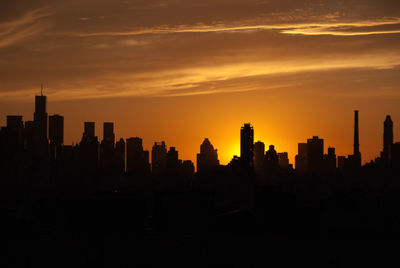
[
  {"left": 383, "top": 115, "right": 393, "bottom": 161},
  {"left": 354, "top": 110, "right": 359, "bottom": 156},
  {"left": 353, "top": 110, "right": 361, "bottom": 167}
]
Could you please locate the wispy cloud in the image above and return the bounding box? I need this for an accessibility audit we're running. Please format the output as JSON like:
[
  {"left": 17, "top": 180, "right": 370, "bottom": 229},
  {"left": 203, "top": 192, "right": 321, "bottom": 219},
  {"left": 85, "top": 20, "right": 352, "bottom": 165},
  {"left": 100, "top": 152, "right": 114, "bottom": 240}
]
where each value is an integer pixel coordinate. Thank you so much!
[
  {"left": 72, "top": 18, "right": 400, "bottom": 38},
  {"left": 0, "top": 7, "right": 51, "bottom": 49},
  {"left": 2, "top": 52, "right": 400, "bottom": 102}
]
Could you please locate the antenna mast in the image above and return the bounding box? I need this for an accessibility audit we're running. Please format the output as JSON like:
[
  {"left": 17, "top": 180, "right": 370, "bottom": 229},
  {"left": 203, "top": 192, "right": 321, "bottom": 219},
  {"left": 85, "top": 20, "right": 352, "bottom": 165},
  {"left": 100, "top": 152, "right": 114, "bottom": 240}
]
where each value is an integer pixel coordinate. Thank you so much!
[{"left": 41, "top": 83, "right": 43, "bottom": 96}]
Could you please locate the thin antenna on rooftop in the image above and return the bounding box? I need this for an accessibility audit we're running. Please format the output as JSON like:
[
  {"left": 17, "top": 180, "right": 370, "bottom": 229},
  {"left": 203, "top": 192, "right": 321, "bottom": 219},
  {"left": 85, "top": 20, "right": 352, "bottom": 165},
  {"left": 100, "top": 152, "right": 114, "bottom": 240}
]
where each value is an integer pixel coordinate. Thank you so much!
[{"left": 41, "top": 83, "right": 43, "bottom": 96}]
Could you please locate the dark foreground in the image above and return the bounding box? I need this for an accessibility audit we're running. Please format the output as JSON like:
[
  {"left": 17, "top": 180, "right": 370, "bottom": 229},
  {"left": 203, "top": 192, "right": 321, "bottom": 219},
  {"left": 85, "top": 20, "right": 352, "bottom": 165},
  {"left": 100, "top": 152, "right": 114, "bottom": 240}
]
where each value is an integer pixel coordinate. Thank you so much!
[{"left": 2, "top": 170, "right": 400, "bottom": 267}]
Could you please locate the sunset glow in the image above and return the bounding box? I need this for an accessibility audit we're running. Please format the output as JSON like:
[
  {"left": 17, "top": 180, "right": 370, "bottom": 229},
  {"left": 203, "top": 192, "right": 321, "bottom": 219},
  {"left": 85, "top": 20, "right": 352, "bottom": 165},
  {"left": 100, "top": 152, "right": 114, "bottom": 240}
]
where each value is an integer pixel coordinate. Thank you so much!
[{"left": 1, "top": 0, "right": 400, "bottom": 165}]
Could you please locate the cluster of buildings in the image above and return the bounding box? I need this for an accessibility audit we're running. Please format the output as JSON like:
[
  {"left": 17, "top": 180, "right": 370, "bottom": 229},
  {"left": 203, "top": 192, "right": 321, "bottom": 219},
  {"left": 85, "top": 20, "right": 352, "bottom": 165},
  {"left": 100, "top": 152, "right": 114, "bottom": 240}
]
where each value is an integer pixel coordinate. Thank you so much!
[{"left": 1, "top": 90, "right": 400, "bottom": 186}]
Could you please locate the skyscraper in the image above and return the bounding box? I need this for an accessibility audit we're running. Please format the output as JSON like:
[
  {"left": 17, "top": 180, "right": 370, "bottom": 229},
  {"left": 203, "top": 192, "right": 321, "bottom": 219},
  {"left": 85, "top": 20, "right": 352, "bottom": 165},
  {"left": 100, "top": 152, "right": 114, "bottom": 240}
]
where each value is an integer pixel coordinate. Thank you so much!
[
  {"left": 84, "top": 122, "right": 95, "bottom": 140},
  {"left": 34, "top": 91, "right": 48, "bottom": 144},
  {"left": 307, "top": 136, "right": 324, "bottom": 173},
  {"left": 103, "top": 122, "right": 115, "bottom": 144},
  {"left": 295, "top": 143, "right": 308, "bottom": 173},
  {"left": 254, "top": 141, "right": 265, "bottom": 172},
  {"left": 152, "top": 141, "right": 167, "bottom": 175},
  {"left": 240, "top": 123, "right": 254, "bottom": 169},
  {"left": 6, "top": 115, "right": 24, "bottom": 153},
  {"left": 352, "top": 110, "right": 362, "bottom": 168},
  {"left": 166, "top": 147, "right": 180, "bottom": 176},
  {"left": 49, "top": 114, "right": 64, "bottom": 159},
  {"left": 115, "top": 138, "right": 126, "bottom": 174},
  {"left": 49, "top": 115, "right": 64, "bottom": 146},
  {"left": 383, "top": 115, "right": 393, "bottom": 161},
  {"left": 126, "top": 137, "right": 150, "bottom": 174},
  {"left": 197, "top": 138, "right": 219, "bottom": 173}
]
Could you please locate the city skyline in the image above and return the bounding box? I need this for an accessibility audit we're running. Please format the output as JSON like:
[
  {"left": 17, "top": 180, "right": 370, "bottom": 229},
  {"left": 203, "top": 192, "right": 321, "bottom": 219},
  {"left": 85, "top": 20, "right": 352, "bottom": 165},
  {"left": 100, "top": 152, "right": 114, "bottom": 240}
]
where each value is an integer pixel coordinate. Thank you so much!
[
  {"left": 1, "top": 0, "right": 400, "bottom": 166},
  {"left": 2, "top": 89, "right": 399, "bottom": 166},
  {"left": 1, "top": 91, "right": 399, "bottom": 170}
]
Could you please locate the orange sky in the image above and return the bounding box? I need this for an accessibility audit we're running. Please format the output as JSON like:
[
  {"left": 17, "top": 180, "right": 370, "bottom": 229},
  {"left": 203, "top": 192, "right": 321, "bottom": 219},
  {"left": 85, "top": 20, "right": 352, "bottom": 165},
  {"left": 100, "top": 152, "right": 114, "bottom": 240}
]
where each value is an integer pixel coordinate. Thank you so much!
[{"left": 1, "top": 0, "right": 400, "bottom": 165}]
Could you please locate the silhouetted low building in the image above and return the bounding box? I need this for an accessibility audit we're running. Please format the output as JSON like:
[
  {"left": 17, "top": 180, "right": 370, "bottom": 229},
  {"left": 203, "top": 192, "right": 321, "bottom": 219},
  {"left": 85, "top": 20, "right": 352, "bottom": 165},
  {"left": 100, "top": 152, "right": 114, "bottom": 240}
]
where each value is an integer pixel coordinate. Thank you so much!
[
  {"left": 152, "top": 141, "right": 167, "bottom": 175},
  {"left": 197, "top": 138, "right": 219, "bottom": 173}
]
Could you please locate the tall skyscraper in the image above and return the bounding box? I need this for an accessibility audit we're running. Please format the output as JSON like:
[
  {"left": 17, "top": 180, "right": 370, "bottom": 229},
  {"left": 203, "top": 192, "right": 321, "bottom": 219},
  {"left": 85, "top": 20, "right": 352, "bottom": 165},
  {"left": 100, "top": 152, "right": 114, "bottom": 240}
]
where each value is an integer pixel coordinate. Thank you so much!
[
  {"left": 307, "top": 136, "right": 324, "bottom": 173},
  {"left": 103, "top": 122, "right": 115, "bottom": 144},
  {"left": 6, "top": 115, "right": 24, "bottom": 153},
  {"left": 240, "top": 123, "right": 254, "bottom": 169},
  {"left": 49, "top": 114, "right": 64, "bottom": 159},
  {"left": 84, "top": 122, "right": 95, "bottom": 140},
  {"left": 352, "top": 110, "right": 362, "bottom": 167},
  {"left": 166, "top": 147, "right": 180, "bottom": 176},
  {"left": 49, "top": 115, "right": 64, "bottom": 146},
  {"left": 197, "top": 138, "right": 219, "bottom": 173},
  {"left": 354, "top": 110, "right": 360, "bottom": 157},
  {"left": 295, "top": 143, "right": 308, "bottom": 174},
  {"left": 34, "top": 90, "right": 48, "bottom": 144},
  {"left": 383, "top": 115, "right": 393, "bottom": 161},
  {"left": 126, "top": 137, "right": 150, "bottom": 174},
  {"left": 254, "top": 141, "right": 265, "bottom": 172},
  {"left": 152, "top": 141, "right": 167, "bottom": 175},
  {"left": 115, "top": 138, "right": 126, "bottom": 173},
  {"left": 278, "top": 152, "right": 290, "bottom": 170}
]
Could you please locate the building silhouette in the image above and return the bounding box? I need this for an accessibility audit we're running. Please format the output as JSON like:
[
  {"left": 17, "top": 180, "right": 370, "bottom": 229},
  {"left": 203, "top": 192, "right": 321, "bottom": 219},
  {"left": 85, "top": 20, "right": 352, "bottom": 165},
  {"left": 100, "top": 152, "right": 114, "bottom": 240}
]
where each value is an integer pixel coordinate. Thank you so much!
[
  {"left": 100, "top": 122, "right": 116, "bottom": 175},
  {"left": 240, "top": 123, "right": 254, "bottom": 169},
  {"left": 6, "top": 116, "right": 24, "bottom": 154},
  {"left": 277, "top": 152, "right": 290, "bottom": 170},
  {"left": 84, "top": 122, "right": 95, "bottom": 140},
  {"left": 126, "top": 137, "right": 150, "bottom": 174},
  {"left": 295, "top": 143, "right": 308, "bottom": 174},
  {"left": 103, "top": 122, "right": 115, "bottom": 144},
  {"left": 166, "top": 147, "right": 180, "bottom": 176},
  {"left": 343, "top": 110, "right": 362, "bottom": 170},
  {"left": 34, "top": 93, "right": 48, "bottom": 143},
  {"left": 307, "top": 136, "right": 324, "bottom": 174},
  {"left": 382, "top": 115, "right": 393, "bottom": 162},
  {"left": 254, "top": 141, "right": 265, "bottom": 173},
  {"left": 79, "top": 122, "right": 99, "bottom": 175},
  {"left": 115, "top": 138, "right": 126, "bottom": 174},
  {"left": 152, "top": 141, "right": 167, "bottom": 175},
  {"left": 197, "top": 138, "right": 219, "bottom": 173},
  {"left": 49, "top": 114, "right": 64, "bottom": 159},
  {"left": 33, "top": 88, "right": 49, "bottom": 159}
]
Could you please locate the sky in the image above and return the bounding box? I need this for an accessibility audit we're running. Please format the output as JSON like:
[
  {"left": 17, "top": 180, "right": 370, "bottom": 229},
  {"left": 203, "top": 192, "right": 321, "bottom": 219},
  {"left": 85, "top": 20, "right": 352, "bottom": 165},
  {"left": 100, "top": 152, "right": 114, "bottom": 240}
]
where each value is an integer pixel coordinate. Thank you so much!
[{"left": 1, "top": 0, "right": 400, "bottom": 165}]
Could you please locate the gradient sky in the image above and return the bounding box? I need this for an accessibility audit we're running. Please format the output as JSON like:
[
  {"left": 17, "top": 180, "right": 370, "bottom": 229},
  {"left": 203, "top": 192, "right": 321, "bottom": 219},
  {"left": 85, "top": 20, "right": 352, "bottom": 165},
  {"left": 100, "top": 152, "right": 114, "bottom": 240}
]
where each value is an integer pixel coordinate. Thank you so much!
[{"left": 1, "top": 0, "right": 400, "bottom": 165}]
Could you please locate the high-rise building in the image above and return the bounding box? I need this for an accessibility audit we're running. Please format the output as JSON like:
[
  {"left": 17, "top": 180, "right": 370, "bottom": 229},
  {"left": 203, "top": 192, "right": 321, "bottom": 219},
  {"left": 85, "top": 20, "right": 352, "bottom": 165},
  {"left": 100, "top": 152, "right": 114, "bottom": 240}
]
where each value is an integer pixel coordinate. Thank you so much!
[
  {"left": 382, "top": 115, "right": 393, "bottom": 161},
  {"left": 352, "top": 110, "right": 361, "bottom": 167},
  {"left": 325, "top": 147, "right": 337, "bottom": 172},
  {"left": 265, "top": 145, "right": 279, "bottom": 168},
  {"left": 278, "top": 152, "right": 289, "bottom": 170},
  {"left": 197, "top": 138, "right": 219, "bottom": 173},
  {"left": 254, "top": 141, "right": 265, "bottom": 172},
  {"left": 295, "top": 143, "right": 308, "bottom": 173},
  {"left": 24, "top": 121, "right": 35, "bottom": 151},
  {"left": 49, "top": 114, "right": 64, "bottom": 159},
  {"left": 126, "top": 137, "right": 150, "bottom": 174},
  {"left": 34, "top": 91, "right": 48, "bottom": 144},
  {"left": 6, "top": 115, "right": 24, "bottom": 153},
  {"left": 103, "top": 122, "right": 115, "bottom": 144},
  {"left": 240, "top": 123, "right": 254, "bottom": 169},
  {"left": 152, "top": 141, "right": 167, "bottom": 175},
  {"left": 307, "top": 136, "right": 324, "bottom": 173},
  {"left": 166, "top": 147, "right": 180, "bottom": 176},
  {"left": 115, "top": 138, "right": 125, "bottom": 173},
  {"left": 49, "top": 115, "right": 64, "bottom": 146},
  {"left": 84, "top": 122, "right": 95, "bottom": 140}
]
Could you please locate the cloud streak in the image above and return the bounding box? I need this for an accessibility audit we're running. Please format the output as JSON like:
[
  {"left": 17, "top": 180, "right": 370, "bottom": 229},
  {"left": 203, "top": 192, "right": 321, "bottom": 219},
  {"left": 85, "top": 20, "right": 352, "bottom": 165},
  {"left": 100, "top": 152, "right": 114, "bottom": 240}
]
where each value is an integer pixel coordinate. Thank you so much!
[
  {"left": 0, "top": 7, "right": 51, "bottom": 49},
  {"left": 72, "top": 18, "right": 400, "bottom": 38}
]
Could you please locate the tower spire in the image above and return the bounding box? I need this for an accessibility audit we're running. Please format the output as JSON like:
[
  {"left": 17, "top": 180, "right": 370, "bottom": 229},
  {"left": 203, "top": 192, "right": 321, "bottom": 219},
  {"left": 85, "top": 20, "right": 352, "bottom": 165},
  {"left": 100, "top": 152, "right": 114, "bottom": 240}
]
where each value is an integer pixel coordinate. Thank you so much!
[
  {"left": 41, "top": 83, "right": 43, "bottom": 96},
  {"left": 354, "top": 110, "right": 359, "bottom": 156}
]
